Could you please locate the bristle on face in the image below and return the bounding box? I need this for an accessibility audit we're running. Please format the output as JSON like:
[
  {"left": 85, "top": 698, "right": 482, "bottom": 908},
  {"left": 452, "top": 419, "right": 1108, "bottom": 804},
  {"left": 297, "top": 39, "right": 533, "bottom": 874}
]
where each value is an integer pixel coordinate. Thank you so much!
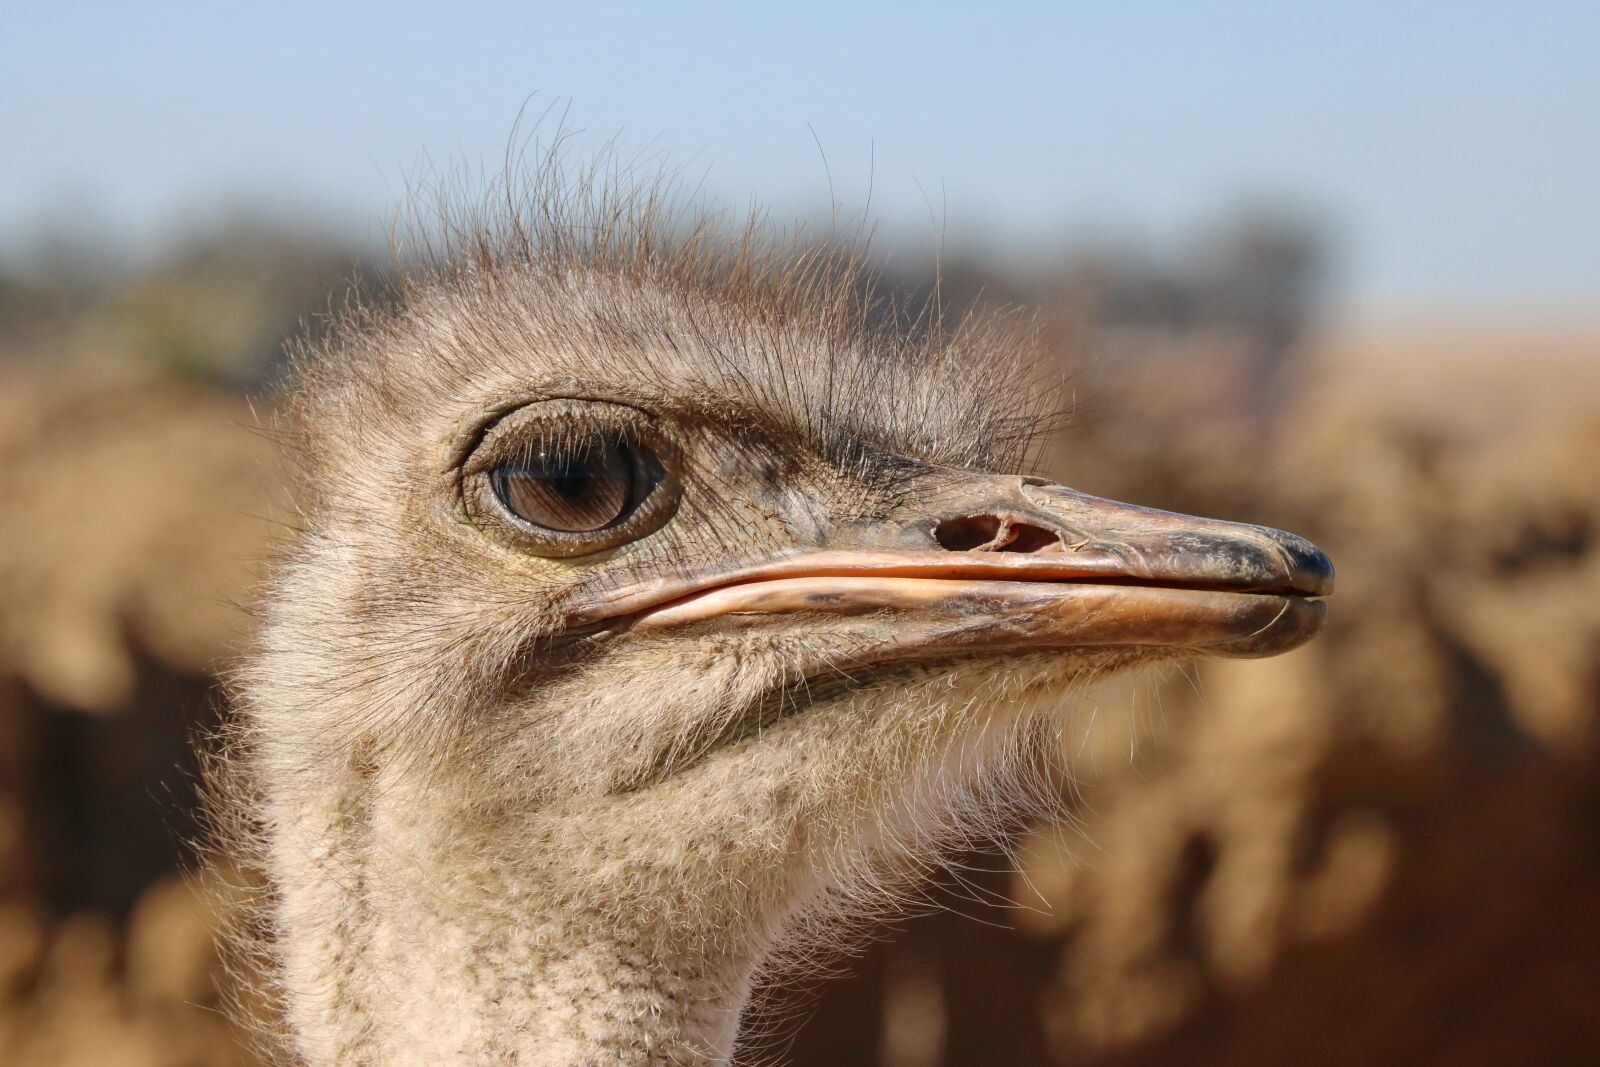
[{"left": 283, "top": 172, "right": 1056, "bottom": 514}]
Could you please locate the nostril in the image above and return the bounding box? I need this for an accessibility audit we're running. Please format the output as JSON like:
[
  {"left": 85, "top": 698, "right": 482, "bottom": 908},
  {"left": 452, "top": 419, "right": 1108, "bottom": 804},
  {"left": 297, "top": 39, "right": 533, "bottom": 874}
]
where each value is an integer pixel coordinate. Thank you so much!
[
  {"left": 1002, "top": 522, "right": 1061, "bottom": 553},
  {"left": 933, "top": 515, "right": 1063, "bottom": 553},
  {"left": 935, "top": 515, "right": 1005, "bottom": 551}
]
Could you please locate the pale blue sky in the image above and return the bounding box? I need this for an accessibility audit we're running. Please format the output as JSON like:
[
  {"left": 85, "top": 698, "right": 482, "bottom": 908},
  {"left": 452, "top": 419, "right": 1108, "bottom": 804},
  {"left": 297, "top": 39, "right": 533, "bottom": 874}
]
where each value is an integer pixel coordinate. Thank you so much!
[{"left": 4, "top": 1, "right": 1597, "bottom": 314}]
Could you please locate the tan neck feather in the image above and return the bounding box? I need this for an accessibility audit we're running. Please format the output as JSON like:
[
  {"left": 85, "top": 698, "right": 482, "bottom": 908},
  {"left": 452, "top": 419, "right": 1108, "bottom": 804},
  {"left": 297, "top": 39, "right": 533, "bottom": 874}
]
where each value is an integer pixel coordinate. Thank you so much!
[{"left": 268, "top": 758, "right": 756, "bottom": 1066}]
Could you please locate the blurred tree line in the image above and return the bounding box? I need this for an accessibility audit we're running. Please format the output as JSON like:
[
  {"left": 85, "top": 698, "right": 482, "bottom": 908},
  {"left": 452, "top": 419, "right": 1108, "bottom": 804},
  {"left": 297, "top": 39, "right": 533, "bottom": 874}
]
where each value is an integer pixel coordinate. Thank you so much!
[{"left": 0, "top": 206, "right": 1328, "bottom": 414}]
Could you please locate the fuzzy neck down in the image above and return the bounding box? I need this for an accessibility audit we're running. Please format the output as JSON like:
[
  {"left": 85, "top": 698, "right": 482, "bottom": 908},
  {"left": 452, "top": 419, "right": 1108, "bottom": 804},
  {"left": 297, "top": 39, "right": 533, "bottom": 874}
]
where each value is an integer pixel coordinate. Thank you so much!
[{"left": 267, "top": 754, "right": 771, "bottom": 1066}]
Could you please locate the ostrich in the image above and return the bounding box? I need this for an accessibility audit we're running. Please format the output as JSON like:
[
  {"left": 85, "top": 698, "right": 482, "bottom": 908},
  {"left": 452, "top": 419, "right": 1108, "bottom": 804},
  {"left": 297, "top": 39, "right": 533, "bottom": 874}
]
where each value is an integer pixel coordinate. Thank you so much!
[{"left": 220, "top": 186, "right": 1332, "bottom": 1066}]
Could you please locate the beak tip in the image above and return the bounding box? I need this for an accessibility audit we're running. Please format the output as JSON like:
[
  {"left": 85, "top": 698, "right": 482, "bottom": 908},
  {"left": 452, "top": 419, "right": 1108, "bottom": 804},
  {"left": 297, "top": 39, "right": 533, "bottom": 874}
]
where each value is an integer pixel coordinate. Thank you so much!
[
  {"left": 1282, "top": 533, "right": 1336, "bottom": 597},
  {"left": 1224, "top": 595, "right": 1329, "bottom": 658}
]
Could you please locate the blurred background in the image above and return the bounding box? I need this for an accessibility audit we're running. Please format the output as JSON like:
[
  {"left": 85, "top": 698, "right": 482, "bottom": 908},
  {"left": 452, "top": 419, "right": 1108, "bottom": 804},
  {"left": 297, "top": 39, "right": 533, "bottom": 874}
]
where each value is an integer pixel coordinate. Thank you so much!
[{"left": 2, "top": 3, "right": 1597, "bottom": 1064}]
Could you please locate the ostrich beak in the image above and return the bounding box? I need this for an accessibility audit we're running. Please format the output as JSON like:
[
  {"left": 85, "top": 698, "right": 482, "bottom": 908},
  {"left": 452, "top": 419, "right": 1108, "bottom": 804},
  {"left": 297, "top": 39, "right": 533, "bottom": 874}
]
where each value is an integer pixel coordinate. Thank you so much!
[{"left": 584, "top": 477, "right": 1333, "bottom": 660}]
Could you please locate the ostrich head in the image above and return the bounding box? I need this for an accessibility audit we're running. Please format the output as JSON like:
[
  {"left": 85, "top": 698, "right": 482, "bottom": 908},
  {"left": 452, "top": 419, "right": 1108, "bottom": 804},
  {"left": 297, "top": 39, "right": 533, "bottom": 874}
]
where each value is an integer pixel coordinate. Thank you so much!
[{"left": 229, "top": 192, "right": 1331, "bottom": 1065}]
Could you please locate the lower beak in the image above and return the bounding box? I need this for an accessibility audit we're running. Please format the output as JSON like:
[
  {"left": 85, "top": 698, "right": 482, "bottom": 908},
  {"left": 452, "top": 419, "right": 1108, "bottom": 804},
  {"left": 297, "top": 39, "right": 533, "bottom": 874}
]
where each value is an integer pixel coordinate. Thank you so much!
[{"left": 581, "top": 478, "right": 1333, "bottom": 662}]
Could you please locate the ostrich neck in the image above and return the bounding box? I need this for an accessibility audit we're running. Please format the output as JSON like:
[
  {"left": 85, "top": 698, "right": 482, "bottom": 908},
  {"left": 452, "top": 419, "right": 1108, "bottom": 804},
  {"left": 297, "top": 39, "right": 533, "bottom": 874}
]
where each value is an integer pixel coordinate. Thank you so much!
[{"left": 268, "top": 762, "right": 756, "bottom": 1066}]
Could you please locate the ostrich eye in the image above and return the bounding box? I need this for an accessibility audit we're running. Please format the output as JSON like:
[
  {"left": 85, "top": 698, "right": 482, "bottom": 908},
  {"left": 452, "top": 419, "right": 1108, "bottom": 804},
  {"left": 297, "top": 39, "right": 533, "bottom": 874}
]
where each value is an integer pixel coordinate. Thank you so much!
[
  {"left": 463, "top": 399, "right": 681, "bottom": 558},
  {"left": 491, "top": 439, "right": 663, "bottom": 533}
]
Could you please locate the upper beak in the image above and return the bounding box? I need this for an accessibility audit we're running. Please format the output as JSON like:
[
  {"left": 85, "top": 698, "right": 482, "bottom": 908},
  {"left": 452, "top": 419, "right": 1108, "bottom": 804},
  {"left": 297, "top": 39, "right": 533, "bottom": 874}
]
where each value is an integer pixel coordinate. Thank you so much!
[{"left": 577, "top": 475, "right": 1333, "bottom": 661}]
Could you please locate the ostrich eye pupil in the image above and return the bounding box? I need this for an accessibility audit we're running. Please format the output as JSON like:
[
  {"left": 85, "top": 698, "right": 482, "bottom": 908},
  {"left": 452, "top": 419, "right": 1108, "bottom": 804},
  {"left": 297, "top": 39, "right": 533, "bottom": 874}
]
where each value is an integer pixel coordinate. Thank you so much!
[{"left": 491, "top": 439, "right": 659, "bottom": 534}]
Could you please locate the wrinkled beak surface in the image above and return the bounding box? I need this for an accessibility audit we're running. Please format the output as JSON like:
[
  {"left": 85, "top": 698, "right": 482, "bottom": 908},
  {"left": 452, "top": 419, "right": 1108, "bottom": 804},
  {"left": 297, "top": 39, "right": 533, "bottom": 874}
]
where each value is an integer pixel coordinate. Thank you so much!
[{"left": 580, "top": 475, "right": 1333, "bottom": 661}]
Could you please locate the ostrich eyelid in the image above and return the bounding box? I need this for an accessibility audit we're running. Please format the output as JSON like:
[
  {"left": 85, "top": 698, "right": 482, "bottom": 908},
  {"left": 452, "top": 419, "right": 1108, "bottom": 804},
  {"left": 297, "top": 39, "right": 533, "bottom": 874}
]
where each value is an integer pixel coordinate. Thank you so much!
[{"left": 444, "top": 390, "right": 666, "bottom": 475}]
